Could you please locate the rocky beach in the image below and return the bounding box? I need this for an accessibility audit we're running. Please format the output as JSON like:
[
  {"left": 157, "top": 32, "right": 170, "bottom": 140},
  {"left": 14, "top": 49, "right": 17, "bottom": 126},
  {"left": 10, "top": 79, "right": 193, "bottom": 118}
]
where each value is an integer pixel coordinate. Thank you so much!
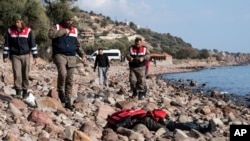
[{"left": 0, "top": 57, "right": 249, "bottom": 141}]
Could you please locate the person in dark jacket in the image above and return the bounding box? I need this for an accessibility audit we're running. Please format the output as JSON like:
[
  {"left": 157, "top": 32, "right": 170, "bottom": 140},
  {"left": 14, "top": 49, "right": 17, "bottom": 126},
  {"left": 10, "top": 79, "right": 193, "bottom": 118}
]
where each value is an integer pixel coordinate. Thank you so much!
[
  {"left": 48, "top": 11, "right": 86, "bottom": 110},
  {"left": 126, "top": 37, "right": 150, "bottom": 100},
  {"left": 3, "top": 14, "right": 38, "bottom": 99},
  {"left": 94, "top": 48, "right": 110, "bottom": 87}
]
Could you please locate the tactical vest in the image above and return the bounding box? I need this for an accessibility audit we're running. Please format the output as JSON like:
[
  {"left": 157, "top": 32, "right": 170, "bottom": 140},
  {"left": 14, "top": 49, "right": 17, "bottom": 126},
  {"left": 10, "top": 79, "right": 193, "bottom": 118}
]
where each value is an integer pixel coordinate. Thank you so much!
[
  {"left": 52, "top": 23, "right": 78, "bottom": 56},
  {"left": 3, "top": 26, "right": 37, "bottom": 58},
  {"left": 128, "top": 45, "right": 147, "bottom": 68}
]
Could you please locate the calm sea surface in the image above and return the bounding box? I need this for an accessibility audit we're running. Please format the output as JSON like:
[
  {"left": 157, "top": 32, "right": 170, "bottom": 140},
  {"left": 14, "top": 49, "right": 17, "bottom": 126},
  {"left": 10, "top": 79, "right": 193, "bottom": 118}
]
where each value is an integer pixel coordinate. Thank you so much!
[{"left": 161, "top": 65, "right": 250, "bottom": 97}]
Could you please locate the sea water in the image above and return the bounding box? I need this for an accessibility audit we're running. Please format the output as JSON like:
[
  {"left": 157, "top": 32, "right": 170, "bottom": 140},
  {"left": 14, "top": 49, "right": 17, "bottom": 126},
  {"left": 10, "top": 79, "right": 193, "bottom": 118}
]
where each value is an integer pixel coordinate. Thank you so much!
[{"left": 161, "top": 65, "right": 250, "bottom": 104}]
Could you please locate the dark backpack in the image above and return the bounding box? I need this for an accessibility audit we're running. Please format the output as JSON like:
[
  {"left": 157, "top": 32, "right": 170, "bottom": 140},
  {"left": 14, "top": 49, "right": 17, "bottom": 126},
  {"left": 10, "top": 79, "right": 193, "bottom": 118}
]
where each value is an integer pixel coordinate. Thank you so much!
[
  {"left": 147, "top": 109, "right": 168, "bottom": 124},
  {"left": 106, "top": 109, "right": 147, "bottom": 129}
]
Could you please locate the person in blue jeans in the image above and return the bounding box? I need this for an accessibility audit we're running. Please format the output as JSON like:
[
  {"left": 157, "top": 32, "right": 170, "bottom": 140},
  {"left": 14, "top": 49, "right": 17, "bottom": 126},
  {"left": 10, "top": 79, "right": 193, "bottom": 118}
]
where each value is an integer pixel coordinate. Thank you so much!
[{"left": 94, "top": 48, "right": 110, "bottom": 87}]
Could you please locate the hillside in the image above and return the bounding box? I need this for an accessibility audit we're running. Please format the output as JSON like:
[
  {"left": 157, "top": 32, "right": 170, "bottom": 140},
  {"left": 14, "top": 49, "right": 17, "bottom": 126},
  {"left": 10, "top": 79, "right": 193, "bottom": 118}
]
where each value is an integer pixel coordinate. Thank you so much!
[
  {"left": 1, "top": 1, "right": 250, "bottom": 65},
  {"left": 71, "top": 10, "right": 250, "bottom": 65},
  {"left": 71, "top": 10, "right": 191, "bottom": 55}
]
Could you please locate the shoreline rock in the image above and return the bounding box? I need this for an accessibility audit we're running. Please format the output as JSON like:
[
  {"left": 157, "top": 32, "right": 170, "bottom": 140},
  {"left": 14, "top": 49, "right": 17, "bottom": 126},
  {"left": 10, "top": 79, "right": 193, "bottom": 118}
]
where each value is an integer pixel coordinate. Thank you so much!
[{"left": 0, "top": 58, "right": 249, "bottom": 140}]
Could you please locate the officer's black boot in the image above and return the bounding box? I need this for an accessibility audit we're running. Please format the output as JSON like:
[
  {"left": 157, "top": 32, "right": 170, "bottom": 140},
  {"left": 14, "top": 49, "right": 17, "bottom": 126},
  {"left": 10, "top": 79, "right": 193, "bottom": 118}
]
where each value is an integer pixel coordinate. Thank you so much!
[
  {"left": 64, "top": 94, "right": 73, "bottom": 110},
  {"left": 58, "top": 90, "right": 66, "bottom": 103},
  {"left": 15, "top": 89, "right": 22, "bottom": 99},
  {"left": 22, "top": 89, "right": 28, "bottom": 98},
  {"left": 132, "top": 90, "right": 137, "bottom": 98},
  {"left": 65, "top": 101, "right": 73, "bottom": 110},
  {"left": 138, "top": 92, "right": 145, "bottom": 100}
]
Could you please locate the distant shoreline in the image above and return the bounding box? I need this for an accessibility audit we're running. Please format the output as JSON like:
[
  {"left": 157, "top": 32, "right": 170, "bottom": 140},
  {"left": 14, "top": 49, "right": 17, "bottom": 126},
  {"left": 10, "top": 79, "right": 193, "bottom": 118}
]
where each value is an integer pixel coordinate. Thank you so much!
[{"left": 153, "top": 64, "right": 250, "bottom": 107}]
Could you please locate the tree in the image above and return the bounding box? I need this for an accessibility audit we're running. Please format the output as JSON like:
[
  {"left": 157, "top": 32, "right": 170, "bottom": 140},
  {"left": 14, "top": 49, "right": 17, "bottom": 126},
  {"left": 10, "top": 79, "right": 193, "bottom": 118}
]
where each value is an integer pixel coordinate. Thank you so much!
[
  {"left": 198, "top": 49, "right": 210, "bottom": 59},
  {"left": 110, "top": 37, "right": 130, "bottom": 54},
  {"left": 176, "top": 47, "right": 198, "bottom": 59},
  {"left": 212, "top": 54, "right": 222, "bottom": 61},
  {"left": 101, "top": 19, "right": 107, "bottom": 28},
  {"left": 129, "top": 22, "right": 137, "bottom": 30},
  {"left": 45, "top": 3, "right": 69, "bottom": 23},
  {"left": 0, "top": 0, "right": 49, "bottom": 44},
  {"left": 71, "top": 6, "right": 81, "bottom": 13},
  {"left": 42, "top": 0, "right": 75, "bottom": 23},
  {"left": 213, "top": 49, "right": 218, "bottom": 53}
]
